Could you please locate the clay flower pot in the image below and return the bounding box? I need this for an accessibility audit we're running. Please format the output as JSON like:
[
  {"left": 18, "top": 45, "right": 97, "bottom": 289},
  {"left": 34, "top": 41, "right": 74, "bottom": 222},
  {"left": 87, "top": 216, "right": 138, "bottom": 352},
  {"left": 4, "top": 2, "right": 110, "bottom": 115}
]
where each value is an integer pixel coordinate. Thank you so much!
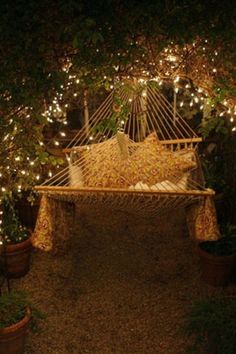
[
  {"left": 5, "top": 237, "right": 32, "bottom": 278},
  {"left": 198, "top": 240, "right": 236, "bottom": 286},
  {"left": 0, "top": 308, "right": 31, "bottom": 354}
]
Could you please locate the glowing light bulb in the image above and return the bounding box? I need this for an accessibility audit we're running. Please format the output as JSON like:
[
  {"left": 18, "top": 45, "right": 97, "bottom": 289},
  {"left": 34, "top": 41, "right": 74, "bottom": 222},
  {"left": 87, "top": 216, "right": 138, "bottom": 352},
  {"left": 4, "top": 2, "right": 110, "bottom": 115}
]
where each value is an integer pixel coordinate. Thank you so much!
[{"left": 174, "top": 76, "right": 180, "bottom": 83}]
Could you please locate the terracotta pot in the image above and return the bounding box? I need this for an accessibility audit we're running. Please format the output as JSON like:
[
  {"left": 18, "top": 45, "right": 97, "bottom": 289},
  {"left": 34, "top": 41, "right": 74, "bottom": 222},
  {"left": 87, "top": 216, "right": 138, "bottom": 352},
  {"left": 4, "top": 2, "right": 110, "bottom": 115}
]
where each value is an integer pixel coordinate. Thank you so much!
[
  {"left": 198, "top": 245, "right": 236, "bottom": 286},
  {"left": 0, "top": 308, "right": 31, "bottom": 354},
  {"left": 5, "top": 238, "right": 32, "bottom": 279}
]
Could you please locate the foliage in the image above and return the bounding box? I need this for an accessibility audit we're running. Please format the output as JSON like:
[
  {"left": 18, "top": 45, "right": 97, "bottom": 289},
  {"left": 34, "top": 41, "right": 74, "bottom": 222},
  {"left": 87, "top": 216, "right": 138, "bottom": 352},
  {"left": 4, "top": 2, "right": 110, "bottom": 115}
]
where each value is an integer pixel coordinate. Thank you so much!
[
  {"left": 184, "top": 297, "right": 236, "bottom": 354},
  {"left": 0, "top": 290, "right": 45, "bottom": 331},
  {"left": 199, "top": 113, "right": 236, "bottom": 225},
  {"left": 92, "top": 89, "right": 132, "bottom": 135},
  {"left": 0, "top": 195, "right": 29, "bottom": 244},
  {"left": 199, "top": 113, "right": 229, "bottom": 139}
]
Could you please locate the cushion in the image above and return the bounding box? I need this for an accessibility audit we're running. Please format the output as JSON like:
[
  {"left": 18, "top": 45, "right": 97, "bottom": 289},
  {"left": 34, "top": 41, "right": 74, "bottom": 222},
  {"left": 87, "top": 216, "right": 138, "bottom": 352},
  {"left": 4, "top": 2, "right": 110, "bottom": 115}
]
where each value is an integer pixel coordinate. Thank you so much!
[
  {"left": 81, "top": 135, "right": 130, "bottom": 188},
  {"left": 121, "top": 133, "right": 196, "bottom": 186},
  {"left": 69, "top": 161, "right": 84, "bottom": 187}
]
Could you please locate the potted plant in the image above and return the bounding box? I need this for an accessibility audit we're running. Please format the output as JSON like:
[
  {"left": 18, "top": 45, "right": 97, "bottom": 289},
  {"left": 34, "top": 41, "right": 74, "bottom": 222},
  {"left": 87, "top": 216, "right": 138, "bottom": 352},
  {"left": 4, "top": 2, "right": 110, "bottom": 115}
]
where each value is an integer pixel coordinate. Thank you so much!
[
  {"left": 0, "top": 290, "right": 45, "bottom": 354},
  {"left": 198, "top": 224, "right": 236, "bottom": 286},
  {"left": 184, "top": 296, "right": 236, "bottom": 354},
  {"left": 0, "top": 196, "right": 32, "bottom": 278}
]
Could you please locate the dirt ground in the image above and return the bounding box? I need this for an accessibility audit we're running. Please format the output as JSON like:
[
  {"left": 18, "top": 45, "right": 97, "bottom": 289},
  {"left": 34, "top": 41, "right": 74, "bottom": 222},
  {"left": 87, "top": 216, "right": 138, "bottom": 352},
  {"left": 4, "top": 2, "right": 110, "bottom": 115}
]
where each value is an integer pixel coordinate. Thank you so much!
[{"left": 13, "top": 207, "right": 224, "bottom": 354}]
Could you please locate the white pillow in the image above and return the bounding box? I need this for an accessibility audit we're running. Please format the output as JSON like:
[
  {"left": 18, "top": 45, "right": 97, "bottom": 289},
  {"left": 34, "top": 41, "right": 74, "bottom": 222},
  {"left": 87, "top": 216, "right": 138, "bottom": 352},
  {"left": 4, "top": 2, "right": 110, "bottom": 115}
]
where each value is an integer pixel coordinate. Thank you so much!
[{"left": 69, "top": 161, "right": 84, "bottom": 187}]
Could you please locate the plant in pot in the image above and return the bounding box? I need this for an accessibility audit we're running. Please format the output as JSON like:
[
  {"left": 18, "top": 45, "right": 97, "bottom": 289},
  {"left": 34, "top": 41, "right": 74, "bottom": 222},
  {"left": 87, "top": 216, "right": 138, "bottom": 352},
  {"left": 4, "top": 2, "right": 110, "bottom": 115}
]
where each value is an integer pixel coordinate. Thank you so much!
[
  {"left": 0, "top": 290, "right": 45, "bottom": 354},
  {"left": 198, "top": 224, "right": 236, "bottom": 286},
  {"left": 0, "top": 195, "right": 32, "bottom": 279},
  {"left": 184, "top": 296, "right": 236, "bottom": 354}
]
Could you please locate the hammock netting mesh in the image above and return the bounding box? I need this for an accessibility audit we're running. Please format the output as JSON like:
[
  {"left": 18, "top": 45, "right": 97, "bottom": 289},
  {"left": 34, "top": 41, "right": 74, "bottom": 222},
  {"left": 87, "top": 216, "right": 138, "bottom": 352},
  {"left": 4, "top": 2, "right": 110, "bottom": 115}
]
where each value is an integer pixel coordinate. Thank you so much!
[{"left": 36, "top": 83, "right": 214, "bottom": 219}]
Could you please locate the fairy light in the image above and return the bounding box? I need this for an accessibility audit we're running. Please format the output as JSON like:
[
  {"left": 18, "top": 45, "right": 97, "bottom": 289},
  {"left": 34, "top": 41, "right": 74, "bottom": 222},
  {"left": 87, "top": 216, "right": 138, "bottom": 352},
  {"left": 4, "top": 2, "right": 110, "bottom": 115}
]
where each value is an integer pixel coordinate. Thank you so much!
[
  {"left": 174, "top": 76, "right": 180, "bottom": 83},
  {"left": 174, "top": 87, "right": 179, "bottom": 93}
]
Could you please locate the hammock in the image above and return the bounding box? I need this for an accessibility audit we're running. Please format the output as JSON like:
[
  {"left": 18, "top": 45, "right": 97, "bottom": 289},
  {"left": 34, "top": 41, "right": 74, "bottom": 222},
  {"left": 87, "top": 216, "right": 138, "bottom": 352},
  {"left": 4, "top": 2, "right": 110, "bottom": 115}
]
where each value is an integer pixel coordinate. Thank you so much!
[{"left": 36, "top": 83, "right": 213, "bottom": 218}]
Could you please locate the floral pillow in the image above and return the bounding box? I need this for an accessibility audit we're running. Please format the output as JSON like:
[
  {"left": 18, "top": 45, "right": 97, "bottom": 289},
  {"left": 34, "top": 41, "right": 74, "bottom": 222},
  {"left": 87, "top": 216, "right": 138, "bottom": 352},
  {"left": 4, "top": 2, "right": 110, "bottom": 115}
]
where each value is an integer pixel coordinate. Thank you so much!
[
  {"left": 81, "top": 136, "right": 130, "bottom": 188},
  {"left": 121, "top": 133, "right": 196, "bottom": 186}
]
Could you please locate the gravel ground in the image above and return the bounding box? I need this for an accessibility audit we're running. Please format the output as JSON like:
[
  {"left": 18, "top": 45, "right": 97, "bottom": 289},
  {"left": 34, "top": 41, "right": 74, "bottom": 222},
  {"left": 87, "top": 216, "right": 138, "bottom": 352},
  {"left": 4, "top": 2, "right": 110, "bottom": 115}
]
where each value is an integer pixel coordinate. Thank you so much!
[{"left": 13, "top": 207, "right": 224, "bottom": 354}]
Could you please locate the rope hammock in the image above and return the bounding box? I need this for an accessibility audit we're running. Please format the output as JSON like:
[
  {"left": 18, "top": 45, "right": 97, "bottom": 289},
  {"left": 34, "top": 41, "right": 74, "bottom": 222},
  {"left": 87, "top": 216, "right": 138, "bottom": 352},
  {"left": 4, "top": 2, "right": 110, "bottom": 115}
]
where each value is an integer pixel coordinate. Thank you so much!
[{"left": 35, "top": 83, "right": 213, "bottom": 217}]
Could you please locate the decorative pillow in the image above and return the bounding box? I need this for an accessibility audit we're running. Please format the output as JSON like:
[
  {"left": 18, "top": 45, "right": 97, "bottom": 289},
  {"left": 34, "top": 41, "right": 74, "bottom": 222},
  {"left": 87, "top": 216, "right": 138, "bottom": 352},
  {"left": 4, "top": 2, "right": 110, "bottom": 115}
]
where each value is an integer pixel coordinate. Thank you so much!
[
  {"left": 121, "top": 133, "right": 196, "bottom": 186},
  {"left": 81, "top": 135, "right": 130, "bottom": 188}
]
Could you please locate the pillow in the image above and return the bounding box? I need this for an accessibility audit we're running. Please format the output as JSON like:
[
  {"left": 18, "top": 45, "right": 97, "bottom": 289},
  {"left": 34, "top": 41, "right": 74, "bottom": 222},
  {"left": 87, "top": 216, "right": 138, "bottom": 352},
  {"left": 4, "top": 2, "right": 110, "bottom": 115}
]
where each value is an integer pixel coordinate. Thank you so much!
[
  {"left": 69, "top": 161, "right": 84, "bottom": 187},
  {"left": 121, "top": 133, "right": 196, "bottom": 186},
  {"left": 81, "top": 135, "right": 130, "bottom": 188}
]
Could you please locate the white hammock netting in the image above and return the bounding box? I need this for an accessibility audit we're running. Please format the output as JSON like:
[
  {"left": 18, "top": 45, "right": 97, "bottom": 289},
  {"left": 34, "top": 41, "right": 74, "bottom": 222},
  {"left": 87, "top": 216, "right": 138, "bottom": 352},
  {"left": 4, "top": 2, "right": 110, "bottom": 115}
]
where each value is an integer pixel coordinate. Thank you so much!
[{"left": 36, "top": 84, "right": 214, "bottom": 218}]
